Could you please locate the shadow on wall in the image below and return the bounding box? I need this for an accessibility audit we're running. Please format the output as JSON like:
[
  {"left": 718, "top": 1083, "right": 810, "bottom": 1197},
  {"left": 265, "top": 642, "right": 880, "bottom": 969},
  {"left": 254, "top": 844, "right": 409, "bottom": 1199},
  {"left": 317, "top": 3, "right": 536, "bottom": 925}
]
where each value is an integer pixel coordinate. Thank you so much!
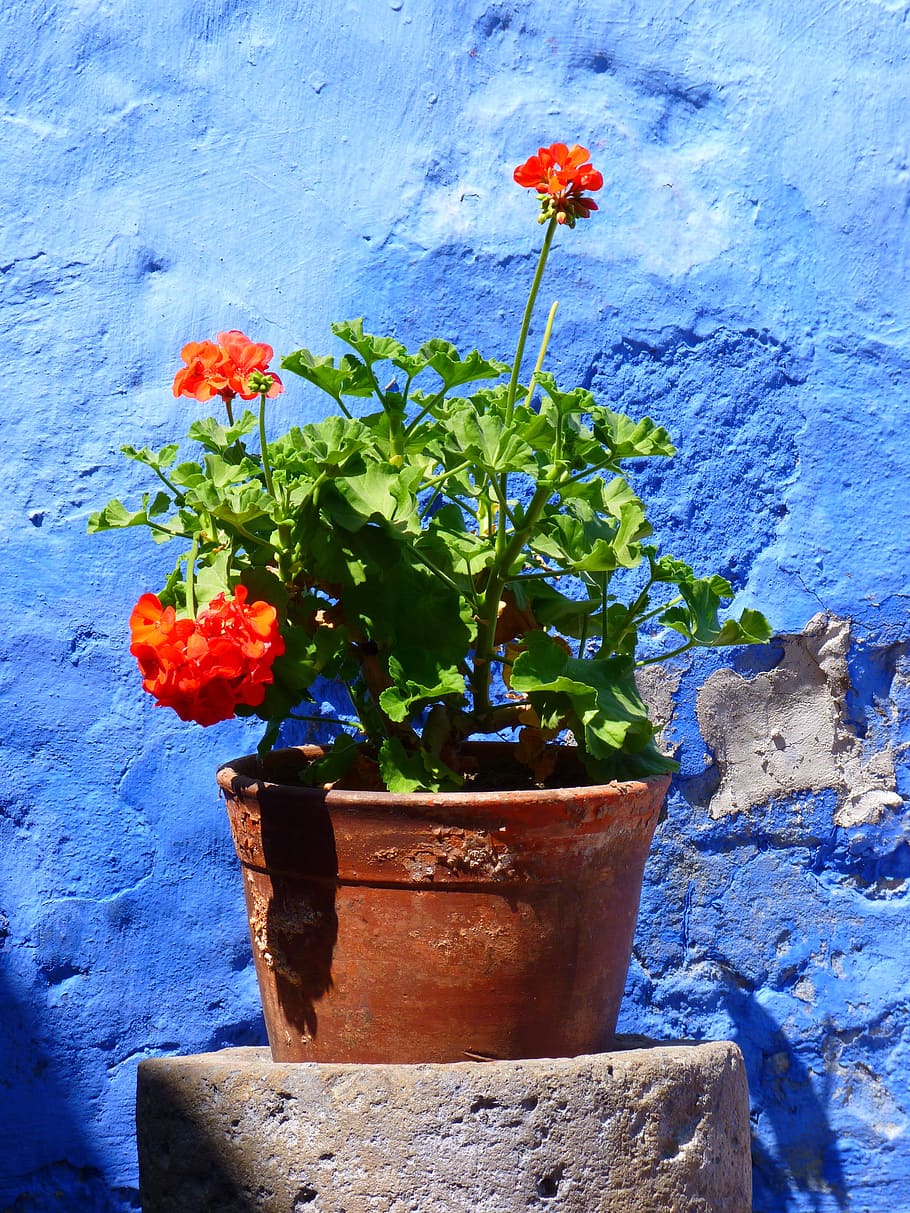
[
  {"left": 0, "top": 968, "right": 140, "bottom": 1213},
  {"left": 720, "top": 984, "right": 848, "bottom": 1213}
]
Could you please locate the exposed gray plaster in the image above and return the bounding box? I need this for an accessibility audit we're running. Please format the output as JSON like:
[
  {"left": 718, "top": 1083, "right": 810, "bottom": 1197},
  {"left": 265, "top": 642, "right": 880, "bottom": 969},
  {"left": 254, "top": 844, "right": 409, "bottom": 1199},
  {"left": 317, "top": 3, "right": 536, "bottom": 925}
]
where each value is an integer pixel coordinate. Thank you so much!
[
  {"left": 697, "top": 614, "right": 901, "bottom": 822},
  {"left": 636, "top": 661, "right": 684, "bottom": 742}
]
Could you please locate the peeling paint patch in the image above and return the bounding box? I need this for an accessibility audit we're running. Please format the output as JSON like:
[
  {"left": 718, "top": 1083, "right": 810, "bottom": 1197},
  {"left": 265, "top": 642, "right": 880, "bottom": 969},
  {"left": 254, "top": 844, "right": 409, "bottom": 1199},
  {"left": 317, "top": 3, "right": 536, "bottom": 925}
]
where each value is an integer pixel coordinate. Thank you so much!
[
  {"left": 636, "top": 661, "right": 683, "bottom": 742},
  {"left": 697, "top": 614, "right": 901, "bottom": 822}
]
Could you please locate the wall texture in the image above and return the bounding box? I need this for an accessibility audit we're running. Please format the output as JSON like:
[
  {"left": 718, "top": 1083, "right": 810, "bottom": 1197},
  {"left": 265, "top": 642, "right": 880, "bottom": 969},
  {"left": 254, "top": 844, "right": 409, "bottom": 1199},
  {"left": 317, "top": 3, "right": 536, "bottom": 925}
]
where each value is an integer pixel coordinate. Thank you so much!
[{"left": 2, "top": 1, "right": 908, "bottom": 1210}]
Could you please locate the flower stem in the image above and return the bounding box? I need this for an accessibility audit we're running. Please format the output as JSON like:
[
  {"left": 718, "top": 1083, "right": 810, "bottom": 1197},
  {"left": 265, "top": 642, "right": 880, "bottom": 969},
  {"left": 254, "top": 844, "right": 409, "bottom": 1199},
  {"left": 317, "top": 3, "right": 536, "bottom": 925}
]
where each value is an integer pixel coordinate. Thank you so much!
[
  {"left": 471, "top": 480, "right": 553, "bottom": 715},
  {"left": 505, "top": 216, "right": 557, "bottom": 425},
  {"left": 151, "top": 466, "right": 185, "bottom": 503},
  {"left": 494, "top": 221, "right": 558, "bottom": 568},
  {"left": 186, "top": 535, "right": 198, "bottom": 617},
  {"left": 333, "top": 393, "right": 354, "bottom": 421},
  {"left": 404, "top": 387, "right": 447, "bottom": 437},
  {"left": 636, "top": 640, "right": 695, "bottom": 668},
  {"left": 522, "top": 300, "right": 559, "bottom": 409},
  {"left": 258, "top": 393, "right": 276, "bottom": 499},
  {"left": 256, "top": 391, "right": 294, "bottom": 582}
]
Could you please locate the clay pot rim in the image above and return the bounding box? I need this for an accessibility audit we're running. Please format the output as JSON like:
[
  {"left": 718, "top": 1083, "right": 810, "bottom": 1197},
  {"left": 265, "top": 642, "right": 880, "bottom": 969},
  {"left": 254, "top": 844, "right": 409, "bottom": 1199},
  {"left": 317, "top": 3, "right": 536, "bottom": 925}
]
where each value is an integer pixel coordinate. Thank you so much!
[{"left": 217, "top": 741, "right": 672, "bottom": 810}]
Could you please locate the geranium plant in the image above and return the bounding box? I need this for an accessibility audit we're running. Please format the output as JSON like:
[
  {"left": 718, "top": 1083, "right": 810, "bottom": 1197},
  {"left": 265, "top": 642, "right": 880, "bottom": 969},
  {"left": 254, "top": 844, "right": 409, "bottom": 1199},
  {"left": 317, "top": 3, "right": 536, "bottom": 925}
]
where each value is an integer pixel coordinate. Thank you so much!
[{"left": 90, "top": 142, "right": 771, "bottom": 791}]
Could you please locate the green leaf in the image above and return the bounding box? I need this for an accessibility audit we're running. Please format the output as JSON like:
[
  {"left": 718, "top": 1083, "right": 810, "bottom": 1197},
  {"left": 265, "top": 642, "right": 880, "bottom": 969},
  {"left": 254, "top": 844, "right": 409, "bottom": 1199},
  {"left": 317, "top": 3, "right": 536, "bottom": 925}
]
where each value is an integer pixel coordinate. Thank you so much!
[
  {"left": 297, "top": 734, "right": 360, "bottom": 788},
  {"left": 422, "top": 505, "right": 496, "bottom": 576},
  {"left": 379, "top": 653, "right": 466, "bottom": 723},
  {"left": 711, "top": 608, "right": 774, "bottom": 647},
  {"left": 183, "top": 479, "right": 272, "bottom": 526},
  {"left": 344, "top": 530, "right": 475, "bottom": 661},
  {"left": 201, "top": 451, "right": 260, "bottom": 490},
  {"left": 534, "top": 372, "right": 597, "bottom": 417},
  {"left": 510, "top": 630, "right": 661, "bottom": 762},
  {"left": 239, "top": 566, "right": 290, "bottom": 612},
  {"left": 443, "top": 408, "right": 537, "bottom": 476},
  {"left": 331, "top": 318, "right": 406, "bottom": 367},
  {"left": 322, "top": 462, "right": 421, "bottom": 532},
  {"left": 146, "top": 491, "right": 171, "bottom": 517},
  {"left": 169, "top": 460, "right": 206, "bottom": 489},
  {"left": 507, "top": 398, "right": 560, "bottom": 454},
  {"left": 660, "top": 575, "right": 732, "bottom": 644},
  {"left": 87, "top": 494, "right": 179, "bottom": 534},
  {"left": 281, "top": 348, "right": 375, "bottom": 398},
  {"left": 581, "top": 740, "right": 678, "bottom": 780},
  {"left": 187, "top": 412, "right": 257, "bottom": 453},
  {"left": 378, "top": 738, "right": 462, "bottom": 793},
  {"left": 648, "top": 551, "right": 696, "bottom": 585},
  {"left": 278, "top": 416, "right": 374, "bottom": 472},
  {"left": 589, "top": 406, "right": 675, "bottom": 462},
  {"left": 193, "top": 548, "right": 232, "bottom": 608},
  {"left": 406, "top": 340, "right": 508, "bottom": 391},
  {"left": 531, "top": 497, "right": 649, "bottom": 574},
  {"left": 658, "top": 576, "right": 771, "bottom": 648},
  {"left": 120, "top": 442, "right": 180, "bottom": 471},
  {"left": 508, "top": 580, "right": 599, "bottom": 639},
  {"left": 87, "top": 498, "right": 150, "bottom": 532}
]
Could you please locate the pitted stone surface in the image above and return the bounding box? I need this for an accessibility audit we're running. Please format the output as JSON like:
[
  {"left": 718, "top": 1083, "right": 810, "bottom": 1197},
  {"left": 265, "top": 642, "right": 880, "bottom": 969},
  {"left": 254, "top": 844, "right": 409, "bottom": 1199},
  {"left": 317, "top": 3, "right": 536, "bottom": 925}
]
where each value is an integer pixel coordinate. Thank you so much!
[{"left": 137, "top": 1041, "right": 751, "bottom": 1212}]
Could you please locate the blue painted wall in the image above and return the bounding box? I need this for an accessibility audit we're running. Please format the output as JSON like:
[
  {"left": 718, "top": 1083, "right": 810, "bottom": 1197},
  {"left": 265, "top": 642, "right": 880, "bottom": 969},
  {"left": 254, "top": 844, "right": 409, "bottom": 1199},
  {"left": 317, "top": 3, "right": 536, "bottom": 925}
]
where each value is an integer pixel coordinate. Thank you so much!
[{"left": 2, "top": 1, "right": 908, "bottom": 1209}]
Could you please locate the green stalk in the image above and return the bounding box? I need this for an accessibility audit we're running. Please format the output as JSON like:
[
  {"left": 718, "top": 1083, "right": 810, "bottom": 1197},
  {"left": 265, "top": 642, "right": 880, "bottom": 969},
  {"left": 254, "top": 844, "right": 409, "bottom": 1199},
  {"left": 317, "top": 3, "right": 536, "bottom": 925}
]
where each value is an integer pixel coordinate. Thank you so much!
[
  {"left": 146, "top": 522, "right": 195, "bottom": 541},
  {"left": 635, "top": 594, "right": 683, "bottom": 626},
  {"left": 361, "top": 363, "right": 405, "bottom": 463},
  {"left": 404, "top": 386, "right": 448, "bottom": 437},
  {"left": 151, "top": 466, "right": 185, "bottom": 503},
  {"left": 598, "top": 571, "right": 609, "bottom": 652},
  {"left": 288, "top": 711, "right": 363, "bottom": 729},
  {"left": 421, "top": 458, "right": 474, "bottom": 492},
  {"left": 471, "top": 480, "right": 553, "bottom": 714},
  {"left": 522, "top": 300, "right": 559, "bottom": 410},
  {"left": 472, "top": 216, "right": 562, "bottom": 716},
  {"left": 186, "top": 535, "right": 198, "bottom": 617},
  {"left": 257, "top": 391, "right": 295, "bottom": 583},
  {"left": 494, "top": 225, "right": 558, "bottom": 563},
  {"left": 577, "top": 609, "right": 590, "bottom": 660},
  {"left": 636, "top": 640, "right": 695, "bottom": 668},
  {"left": 332, "top": 392, "right": 354, "bottom": 421},
  {"left": 472, "top": 288, "right": 560, "bottom": 710},
  {"left": 258, "top": 393, "right": 276, "bottom": 499},
  {"left": 504, "top": 217, "right": 557, "bottom": 425}
]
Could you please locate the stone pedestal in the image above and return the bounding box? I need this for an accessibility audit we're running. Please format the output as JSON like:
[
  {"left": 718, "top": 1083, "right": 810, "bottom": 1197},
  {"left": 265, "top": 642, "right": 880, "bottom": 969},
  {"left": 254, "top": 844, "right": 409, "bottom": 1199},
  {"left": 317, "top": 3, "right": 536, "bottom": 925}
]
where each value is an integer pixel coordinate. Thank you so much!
[{"left": 136, "top": 1040, "right": 751, "bottom": 1213}]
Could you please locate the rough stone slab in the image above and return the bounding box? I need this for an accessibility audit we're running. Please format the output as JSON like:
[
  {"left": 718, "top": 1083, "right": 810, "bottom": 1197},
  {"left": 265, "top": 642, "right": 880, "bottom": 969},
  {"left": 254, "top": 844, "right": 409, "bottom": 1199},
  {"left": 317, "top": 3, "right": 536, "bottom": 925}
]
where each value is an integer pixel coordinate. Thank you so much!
[{"left": 137, "top": 1040, "right": 751, "bottom": 1212}]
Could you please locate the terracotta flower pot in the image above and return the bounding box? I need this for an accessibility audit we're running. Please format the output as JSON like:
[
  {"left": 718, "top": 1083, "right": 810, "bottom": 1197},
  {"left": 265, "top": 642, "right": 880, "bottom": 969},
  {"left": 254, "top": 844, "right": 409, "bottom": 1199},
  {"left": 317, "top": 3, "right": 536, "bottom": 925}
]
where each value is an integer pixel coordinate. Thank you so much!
[{"left": 217, "top": 743, "right": 669, "bottom": 1064}]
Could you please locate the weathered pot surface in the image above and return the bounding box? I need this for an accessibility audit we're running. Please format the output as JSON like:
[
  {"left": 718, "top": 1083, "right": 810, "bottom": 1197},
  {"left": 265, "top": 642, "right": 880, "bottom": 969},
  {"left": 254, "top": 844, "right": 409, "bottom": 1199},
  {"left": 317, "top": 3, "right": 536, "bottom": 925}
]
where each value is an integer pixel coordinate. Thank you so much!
[{"left": 217, "top": 742, "right": 669, "bottom": 1064}]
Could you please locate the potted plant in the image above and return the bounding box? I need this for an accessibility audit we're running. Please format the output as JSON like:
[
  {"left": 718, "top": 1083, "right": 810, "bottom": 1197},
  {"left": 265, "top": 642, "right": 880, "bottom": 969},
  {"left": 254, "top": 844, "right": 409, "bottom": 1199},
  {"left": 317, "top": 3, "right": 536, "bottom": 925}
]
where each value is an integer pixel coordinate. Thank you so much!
[{"left": 90, "top": 143, "right": 771, "bottom": 1064}]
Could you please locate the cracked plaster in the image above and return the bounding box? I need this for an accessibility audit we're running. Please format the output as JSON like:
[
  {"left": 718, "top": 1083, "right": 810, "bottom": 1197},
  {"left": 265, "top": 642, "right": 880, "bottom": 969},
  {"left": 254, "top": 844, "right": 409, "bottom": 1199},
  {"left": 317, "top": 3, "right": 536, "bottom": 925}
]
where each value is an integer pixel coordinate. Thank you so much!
[{"left": 697, "top": 614, "right": 902, "bottom": 824}]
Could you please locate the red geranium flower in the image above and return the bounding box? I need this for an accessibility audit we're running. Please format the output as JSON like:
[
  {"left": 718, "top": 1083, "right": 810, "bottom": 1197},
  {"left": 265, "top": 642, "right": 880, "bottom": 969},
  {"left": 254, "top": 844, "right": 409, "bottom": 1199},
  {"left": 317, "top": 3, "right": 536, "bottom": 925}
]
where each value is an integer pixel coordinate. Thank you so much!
[
  {"left": 216, "top": 330, "right": 284, "bottom": 401},
  {"left": 129, "top": 586, "right": 285, "bottom": 727},
  {"left": 172, "top": 330, "right": 284, "bottom": 406},
  {"left": 171, "top": 340, "right": 231, "bottom": 404},
  {"left": 513, "top": 142, "right": 604, "bottom": 227}
]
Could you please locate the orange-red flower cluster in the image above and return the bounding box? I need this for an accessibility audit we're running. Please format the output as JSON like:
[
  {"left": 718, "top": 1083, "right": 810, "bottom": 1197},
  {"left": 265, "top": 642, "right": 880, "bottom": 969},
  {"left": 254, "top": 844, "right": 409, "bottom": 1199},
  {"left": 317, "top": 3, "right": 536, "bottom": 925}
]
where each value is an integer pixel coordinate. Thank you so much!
[
  {"left": 513, "top": 143, "right": 604, "bottom": 227},
  {"left": 129, "top": 586, "right": 285, "bottom": 726},
  {"left": 172, "top": 330, "right": 284, "bottom": 405}
]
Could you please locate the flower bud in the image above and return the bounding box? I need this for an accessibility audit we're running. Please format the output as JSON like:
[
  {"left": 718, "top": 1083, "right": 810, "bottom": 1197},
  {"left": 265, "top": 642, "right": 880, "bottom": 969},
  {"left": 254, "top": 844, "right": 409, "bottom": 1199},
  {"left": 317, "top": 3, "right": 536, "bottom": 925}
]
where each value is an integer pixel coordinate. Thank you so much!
[{"left": 246, "top": 370, "right": 275, "bottom": 395}]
